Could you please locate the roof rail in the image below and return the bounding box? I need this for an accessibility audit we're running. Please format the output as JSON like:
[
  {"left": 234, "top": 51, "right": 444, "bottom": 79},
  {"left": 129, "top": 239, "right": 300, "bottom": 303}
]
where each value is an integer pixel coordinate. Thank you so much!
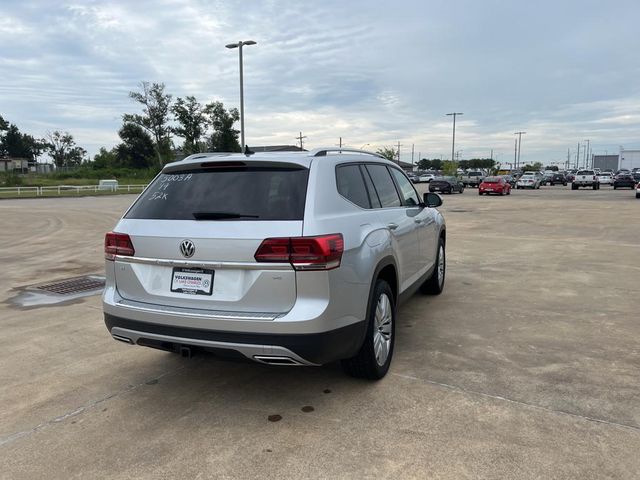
[{"left": 309, "top": 147, "right": 385, "bottom": 159}]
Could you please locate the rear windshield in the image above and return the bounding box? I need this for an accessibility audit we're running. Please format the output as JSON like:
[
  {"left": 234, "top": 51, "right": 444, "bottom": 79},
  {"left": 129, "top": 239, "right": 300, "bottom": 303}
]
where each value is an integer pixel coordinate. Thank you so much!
[
  {"left": 484, "top": 177, "right": 500, "bottom": 183},
  {"left": 577, "top": 170, "right": 594, "bottom": 175},
  {"left": 126, "top": 167, "right": 309, "bottom": 220}
]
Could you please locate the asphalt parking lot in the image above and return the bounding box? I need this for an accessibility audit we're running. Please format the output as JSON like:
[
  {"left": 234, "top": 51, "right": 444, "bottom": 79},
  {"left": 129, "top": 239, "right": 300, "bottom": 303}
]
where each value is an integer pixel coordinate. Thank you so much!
[{"left": 1, "top": 186, "right": 639, "bottom": 479}]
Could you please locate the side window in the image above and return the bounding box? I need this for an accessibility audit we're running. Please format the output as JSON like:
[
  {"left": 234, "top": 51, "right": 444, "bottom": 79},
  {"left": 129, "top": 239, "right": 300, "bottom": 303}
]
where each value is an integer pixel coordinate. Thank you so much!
[
  {"left": 365, "top": 164, "right": 402, "bottom": 208},
  {"left": 389, "top": 168, "right": 420, "bottom": 206},
  {"left": 360, "top": 165, "right": 381, "bottom": 208},
  {"left": 336, "top": 165, "right": 370, "bottom": 208}
]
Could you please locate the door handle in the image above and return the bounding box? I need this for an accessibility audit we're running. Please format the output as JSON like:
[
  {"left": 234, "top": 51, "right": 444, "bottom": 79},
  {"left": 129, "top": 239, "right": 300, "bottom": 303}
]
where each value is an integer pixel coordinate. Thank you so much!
[
  {"left": 387, "top": 223, "right": 399, "bottom": 230},
  {"left": 414, "top": 218, "right": 423, "bottom": 224}
]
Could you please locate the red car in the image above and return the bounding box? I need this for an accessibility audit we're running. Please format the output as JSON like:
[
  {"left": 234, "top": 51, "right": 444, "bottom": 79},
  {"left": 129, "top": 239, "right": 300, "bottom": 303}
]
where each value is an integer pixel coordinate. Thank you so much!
[{"left": 479, "top": 176, "right": 511, "bottom": 195}]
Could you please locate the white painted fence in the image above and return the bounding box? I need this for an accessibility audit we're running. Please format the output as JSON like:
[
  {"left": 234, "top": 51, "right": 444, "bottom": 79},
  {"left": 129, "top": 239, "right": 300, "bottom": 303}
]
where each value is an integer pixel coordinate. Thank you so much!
[{"left": 0, "top": 184, "right": 148, "bottom": 197}]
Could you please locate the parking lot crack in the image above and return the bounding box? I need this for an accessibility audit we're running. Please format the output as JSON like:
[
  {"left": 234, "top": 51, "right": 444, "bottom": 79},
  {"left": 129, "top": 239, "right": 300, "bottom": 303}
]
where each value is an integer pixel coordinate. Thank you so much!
[
  {"left": 0, "top": 362, "right": 197, "bottom": 448},
  {"left": 392, "top": 373, "right": 640, "bottom": 434}
]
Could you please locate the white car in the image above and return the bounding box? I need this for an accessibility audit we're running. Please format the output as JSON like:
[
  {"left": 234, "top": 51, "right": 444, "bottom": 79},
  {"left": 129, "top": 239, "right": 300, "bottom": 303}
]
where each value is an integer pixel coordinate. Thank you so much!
[
  {"left": 516, "top": 172, "right": 541, "bottom": 189},
  {"left": 419, "top": 173, "right": 435, "bottom": 183},
  {"left": 102, "top": 147, "right": 447, "bottom": 379},
  {"left": 598, "top": 173, "right": 613, "bottom": 186}
]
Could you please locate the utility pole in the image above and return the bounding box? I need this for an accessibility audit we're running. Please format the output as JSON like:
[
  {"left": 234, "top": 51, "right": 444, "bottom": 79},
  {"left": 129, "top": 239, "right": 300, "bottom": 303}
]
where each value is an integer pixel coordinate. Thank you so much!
[
  {"left": 514, "top": 138, "right": 518, "bottom": 168},
  {"left": 567, "top": 148, "right": 570, "bottom": 169},
  {"left": 576, "top": 143, "right": 580, "bottom": 169},
  {"left": 514, "top": 132, "right": 526, "bottom": 169},
  {"left": 338, "top": 137, "right": 342, "bottom": 149},
  {"left": 411, "top": 144, "right": 415, "bottom": 166},
  {"left": 295, "top": 131, "right": 307, "bottom": 150},
  {"left": 396, "top": 141, "right": 402, "bottom": 165},
  {"left": 446, "top": 112, "right": 463, "bottom": 163},
  {"left": 490, "top": 148, "right": 493, "bottom": 160}
]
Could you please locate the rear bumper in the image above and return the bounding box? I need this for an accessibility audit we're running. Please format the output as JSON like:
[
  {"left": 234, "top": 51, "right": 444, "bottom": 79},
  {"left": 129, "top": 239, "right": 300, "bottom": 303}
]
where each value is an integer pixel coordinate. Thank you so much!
[{"left": 104, "top": 313, "right": 367, "bottom": 365}]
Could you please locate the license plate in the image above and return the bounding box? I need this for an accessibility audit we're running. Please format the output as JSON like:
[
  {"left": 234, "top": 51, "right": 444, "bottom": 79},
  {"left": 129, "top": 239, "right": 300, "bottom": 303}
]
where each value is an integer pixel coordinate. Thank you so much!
[
  {"left": 171, "top": 267, "right": 214, "bottom": 295},
  {"left": 486, "top": 188, "right": 494, "bottom": 191},
  {"left": 433, "top": 187, "right": 440, "bottom": 191}
]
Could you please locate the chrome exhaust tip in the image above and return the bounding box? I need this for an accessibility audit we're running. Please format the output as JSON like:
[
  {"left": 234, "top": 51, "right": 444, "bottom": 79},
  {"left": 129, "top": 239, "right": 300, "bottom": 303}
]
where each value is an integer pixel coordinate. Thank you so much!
[
  {"left": 253, "top": 355, "right": 304, "bottom": 366},
  {"left": 112, "top": 333, "right": 134, "bottom": 344}
]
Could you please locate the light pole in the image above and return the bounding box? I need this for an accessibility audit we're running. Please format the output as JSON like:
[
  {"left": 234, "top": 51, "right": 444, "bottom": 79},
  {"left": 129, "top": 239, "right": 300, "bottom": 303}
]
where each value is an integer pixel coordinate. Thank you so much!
[
  {"left": 583, "top": 139, "right": 590, "bottom": 168},
  {"left": 226, "top": 40, "right": 257, "bottom": 151},
  {"left": 514, "top": 131, "right": 526, "bottom": 168},
  {"left": 446, "top": 112, "right": 463, "bottom": 163}
]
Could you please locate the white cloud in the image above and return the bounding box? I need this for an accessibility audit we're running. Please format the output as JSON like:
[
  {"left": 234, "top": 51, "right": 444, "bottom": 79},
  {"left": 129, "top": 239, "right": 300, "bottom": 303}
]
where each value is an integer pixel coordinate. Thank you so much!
[{"left": 1, "top": 0, "right": 639, "bottom": 163}]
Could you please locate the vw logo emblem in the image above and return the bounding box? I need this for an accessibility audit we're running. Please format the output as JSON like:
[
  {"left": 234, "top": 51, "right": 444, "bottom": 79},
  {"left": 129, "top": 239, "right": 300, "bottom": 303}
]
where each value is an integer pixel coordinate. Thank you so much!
[{"left": 179, "top": 239, "right": 195, "bottom": 258}]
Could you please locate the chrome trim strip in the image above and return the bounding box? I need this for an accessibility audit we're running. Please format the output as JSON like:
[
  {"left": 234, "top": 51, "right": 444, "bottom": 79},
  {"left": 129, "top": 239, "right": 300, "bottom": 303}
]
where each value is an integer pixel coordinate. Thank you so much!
[
  {"left": 111, "top": 327, "right": 319, "bottom": 366},
  {"left": 116, "top": 298, "right": 283, "bottom": 321},
  {"left": 113, "top": 255, "right": 292, "bottom": 271}
]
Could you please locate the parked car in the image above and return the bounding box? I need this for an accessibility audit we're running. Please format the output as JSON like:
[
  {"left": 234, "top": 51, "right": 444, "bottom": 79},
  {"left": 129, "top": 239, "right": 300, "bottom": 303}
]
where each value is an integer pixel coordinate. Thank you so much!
[
  {"left": 541, "top": 172, "right": 567, "bottom": 186},
  {"left": 418, "top": 173, "right": 436, "bottom": 183},
  {"left": 102, "top": 148, "right": 447, "bottom": 380},
  {"left": 632, "top": 172, "right": 640, "bottom": 183},
  {"left": 636, "top": 182, "right": 640, "bottom": 199},
  {"left": 597, "top": 173, "right": 613, "bottom": 186},
  {"left": 516, "top": 172, "right": 541, "bottom": 189},
  {"left": 479, "top": 176, "right": 511, "bottom": 195},
  {"left": 502, "top": 175, "right": 517, "bottom": 187},
  {"left": 613, "top": 173, "right": 636, "bottom": 189},
  {"left": 429, "top": 176, "right": 465, "bottom": 194},
  {"left": 572, "top": 170, "right": 600, "bottom": 190},
  {"left": 460, "top": 171, "right": 484, "bottom": 187}
]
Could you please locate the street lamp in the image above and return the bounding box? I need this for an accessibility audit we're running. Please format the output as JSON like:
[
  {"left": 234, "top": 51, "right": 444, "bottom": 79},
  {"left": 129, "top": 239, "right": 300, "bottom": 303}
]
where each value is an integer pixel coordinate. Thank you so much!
[
  {"left": 583, "top": 139, "right": 590, "bottom": 168},
  {"left": 226, "top": 40, "right": 257, "bottom": 151},
  {"left": 446, "top": 112, "right": 463, "bottom": 163},
  {"left": 514, "top": 131, "right": 526, "bottom": 168}
]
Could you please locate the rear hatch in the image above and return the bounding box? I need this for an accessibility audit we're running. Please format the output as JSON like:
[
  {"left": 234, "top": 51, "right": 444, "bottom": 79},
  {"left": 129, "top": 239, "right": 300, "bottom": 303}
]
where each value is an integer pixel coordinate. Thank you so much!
[{"left": 112, "top": 160, "right": 309, "bottom": 314}]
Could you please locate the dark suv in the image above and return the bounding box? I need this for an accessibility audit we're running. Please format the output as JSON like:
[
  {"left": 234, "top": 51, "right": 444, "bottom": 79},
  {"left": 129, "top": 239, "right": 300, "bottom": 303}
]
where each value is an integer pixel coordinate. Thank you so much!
[{"left": 613, "top": 174, "right": 636, "bottom": 189}]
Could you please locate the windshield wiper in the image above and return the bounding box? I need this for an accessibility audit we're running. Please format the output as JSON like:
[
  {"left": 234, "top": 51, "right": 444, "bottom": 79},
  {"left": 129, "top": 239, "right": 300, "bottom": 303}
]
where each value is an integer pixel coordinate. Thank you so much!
[{"left": 192, "top": 211, "right": 260, "bottom": 220}]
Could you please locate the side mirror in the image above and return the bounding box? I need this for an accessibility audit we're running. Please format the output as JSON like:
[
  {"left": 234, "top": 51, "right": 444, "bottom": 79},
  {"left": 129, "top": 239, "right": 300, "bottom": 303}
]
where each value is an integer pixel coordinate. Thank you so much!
[{"left": 423, "top": 192, "right": 442, "bottom": 208}]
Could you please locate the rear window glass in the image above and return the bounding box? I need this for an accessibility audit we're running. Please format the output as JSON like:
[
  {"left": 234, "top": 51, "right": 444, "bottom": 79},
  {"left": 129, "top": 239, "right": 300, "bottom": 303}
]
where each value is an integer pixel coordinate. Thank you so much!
[
  {"left": 577, "top": 170, "right": 594, "bottom": 175},
  {"left": 484, "top": 177, "right": 500, "bottom": 183},
  {"left": 126, "top": 167, "right": 309, "bottom": 220}
]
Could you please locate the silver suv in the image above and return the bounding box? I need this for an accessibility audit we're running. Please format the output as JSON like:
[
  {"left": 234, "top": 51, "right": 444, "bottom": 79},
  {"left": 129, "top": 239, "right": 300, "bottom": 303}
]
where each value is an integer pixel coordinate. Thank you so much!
[{"left": 103, "top": 148, "right": 446, "bottom": 379}]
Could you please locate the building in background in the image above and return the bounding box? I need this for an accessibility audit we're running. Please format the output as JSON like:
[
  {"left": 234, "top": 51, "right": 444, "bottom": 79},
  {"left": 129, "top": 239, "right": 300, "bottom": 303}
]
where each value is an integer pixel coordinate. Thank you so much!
[
  {"left": 0, "top": 157, "right": 30, "bottom": 173},
  {"left": 619, "top": 148, "right": 640, "bottom": 170},
  {"left": 593, "top": 154, "right": 619, "bottom": 171}
]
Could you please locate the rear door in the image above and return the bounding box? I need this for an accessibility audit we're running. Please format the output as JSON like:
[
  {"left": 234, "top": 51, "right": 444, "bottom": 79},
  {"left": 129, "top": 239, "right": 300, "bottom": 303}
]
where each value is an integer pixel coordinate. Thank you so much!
[
  {"left": 388, "top": 167, "right": 436, "bottom": 274},
  {"left": 364, "top": 164, "right": 420, "bottom": 290},
  {"left": 113, "top": 163, "right": 309, "bottom": 314}
]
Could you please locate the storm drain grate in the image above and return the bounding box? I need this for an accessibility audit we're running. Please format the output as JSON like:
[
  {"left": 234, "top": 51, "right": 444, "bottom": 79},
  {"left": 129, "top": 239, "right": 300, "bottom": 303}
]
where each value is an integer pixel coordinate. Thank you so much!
[{"left": 36, "top": 276, "right": 105, "bottom": 295}]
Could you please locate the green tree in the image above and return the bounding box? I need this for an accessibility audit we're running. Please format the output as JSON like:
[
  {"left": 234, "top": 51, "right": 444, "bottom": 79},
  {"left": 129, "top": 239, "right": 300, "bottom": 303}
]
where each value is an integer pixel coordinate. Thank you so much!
[
  {"left": 375, "top": 146, "right": 398, "bottom": 163},
  {"left": 172, "top": 96, "right": 207, "bottom": 154},
  {"left": 45, "top": 131, "right": 83, "bottom": 167},
  {"left": 204, "top": 101, "right": 241, "bottom": 152},
  {"left": 93, "top": 147, "right": 118, "bottom": 169},
  {"left": 123, "top": 81, "right": 173, "bottom": 166},
  {"left": 430, "top": 159, "right": 443, "bottom": 170},
  {"left": 417, "top": 158, "right": 432, "bottom": 170},
  {"left": 115, "top": 123, "right": 156, "bottom": 168},
  {"left": 521, "top": 162, "right": 543, "bottom": 172},
  {"left": 442, "top": 161, "right": 458, "bottom": 176}
]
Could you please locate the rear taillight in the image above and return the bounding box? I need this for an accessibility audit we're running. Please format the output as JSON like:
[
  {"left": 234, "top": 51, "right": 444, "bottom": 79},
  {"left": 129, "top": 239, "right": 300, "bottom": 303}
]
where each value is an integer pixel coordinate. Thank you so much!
[
  {"left": 104, "top": 232, "right": 135, "bottom": 260},
  {"left": 254, "top": 234, "right": 344, "bottom": 270}
]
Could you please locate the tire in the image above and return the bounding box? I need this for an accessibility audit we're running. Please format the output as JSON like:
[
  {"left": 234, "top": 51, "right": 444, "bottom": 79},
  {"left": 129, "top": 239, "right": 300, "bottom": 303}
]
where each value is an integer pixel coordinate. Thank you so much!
[
  {"left": 478, "top": 191, "right": 483, "bottom": 196},
  {"left": 341, "top": 279, "right": 395, "bottom": 380},
  {"left": 507, "top": 189, "right": 511, "bottom": 195},
  {"left": 572, "top": 183, "right": 578, "bottom": 190},
  {"left": 613, "top": 185, "right": 617, "bottom": 190},
  {"left": 593, "top": 184, "right": 597, "bottom": 190},
  {"left": 421, "top": 238, "right": 445, "bottom": 295},
  {"left": 636, "top": 193, "right": 640, "bottom": 199},
  {"left": 447, "top": 188, "right": 452, "bottom": 194}
]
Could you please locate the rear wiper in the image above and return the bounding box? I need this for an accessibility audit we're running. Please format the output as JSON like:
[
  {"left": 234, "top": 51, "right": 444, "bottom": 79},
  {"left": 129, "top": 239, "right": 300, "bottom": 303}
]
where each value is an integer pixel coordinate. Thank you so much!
[{"left": 192, "top": 211, "right": 260, "bottom": 220}]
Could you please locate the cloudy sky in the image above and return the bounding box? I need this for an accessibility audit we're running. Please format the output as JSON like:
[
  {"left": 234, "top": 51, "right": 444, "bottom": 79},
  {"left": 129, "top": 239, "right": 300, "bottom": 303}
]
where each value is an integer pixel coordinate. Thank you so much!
[{"left": 1, "top": 0, "right": 639, "bottom": 165}]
